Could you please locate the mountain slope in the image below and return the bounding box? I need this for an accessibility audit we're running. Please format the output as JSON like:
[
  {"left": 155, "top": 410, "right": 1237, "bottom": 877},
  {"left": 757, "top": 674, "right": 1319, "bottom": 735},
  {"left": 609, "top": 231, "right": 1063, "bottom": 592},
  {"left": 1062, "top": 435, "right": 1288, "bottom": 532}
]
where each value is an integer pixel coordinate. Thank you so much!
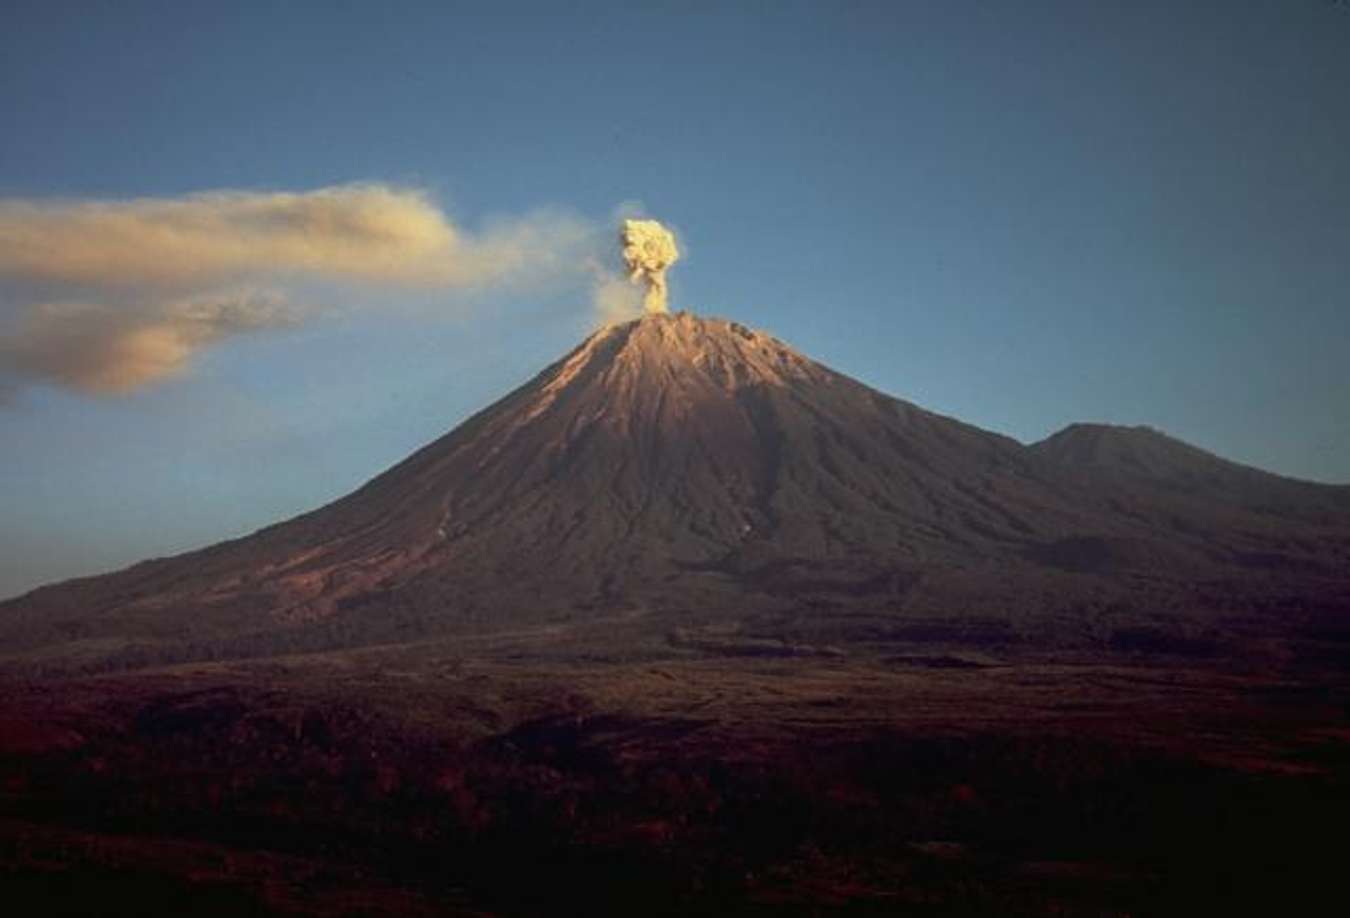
[
  {"left": 1029, "top": 423, "right": 1350, "bottom": 575},
  {"left": 3, "top": 312, "right": 1348, "bottom": 668},
  {"left": 1032, "top": 423, "right": 1350, "bottom": 519}
]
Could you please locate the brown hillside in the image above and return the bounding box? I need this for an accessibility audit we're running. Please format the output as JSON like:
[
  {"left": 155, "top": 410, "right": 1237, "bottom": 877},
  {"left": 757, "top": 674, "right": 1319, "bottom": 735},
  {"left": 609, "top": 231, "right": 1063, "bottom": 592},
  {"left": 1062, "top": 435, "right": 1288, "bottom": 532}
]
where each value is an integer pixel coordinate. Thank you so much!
[{"left": 3, "top": 312, "right": 1348, "bottom": 670}]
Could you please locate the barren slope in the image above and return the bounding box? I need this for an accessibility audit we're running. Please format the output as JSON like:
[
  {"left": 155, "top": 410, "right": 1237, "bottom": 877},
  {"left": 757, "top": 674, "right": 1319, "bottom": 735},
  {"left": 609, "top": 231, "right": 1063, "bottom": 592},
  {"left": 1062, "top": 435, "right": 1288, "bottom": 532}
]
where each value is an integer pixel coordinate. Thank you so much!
[{"left": 3, "top": 312, "right": 1348, "bottom": 668}]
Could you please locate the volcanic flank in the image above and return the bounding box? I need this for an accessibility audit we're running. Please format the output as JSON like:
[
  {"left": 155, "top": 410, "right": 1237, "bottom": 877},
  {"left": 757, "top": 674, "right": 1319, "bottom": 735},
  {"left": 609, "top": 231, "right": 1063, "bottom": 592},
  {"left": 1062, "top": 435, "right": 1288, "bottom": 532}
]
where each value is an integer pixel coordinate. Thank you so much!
[{"left": 3, "top": 310, "right": 1349, "bottom": 669}]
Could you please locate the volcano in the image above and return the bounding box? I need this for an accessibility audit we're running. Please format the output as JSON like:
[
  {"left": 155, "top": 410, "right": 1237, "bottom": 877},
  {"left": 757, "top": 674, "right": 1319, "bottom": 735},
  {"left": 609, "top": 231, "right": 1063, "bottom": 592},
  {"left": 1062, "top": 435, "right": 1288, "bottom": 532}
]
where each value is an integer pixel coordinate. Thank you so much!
[
  {"left": 4, "top": 312, "right": 1350, "bottom": 914},
  {"left": 4, "top": 310, "right": 1348, "bottom": 670}
]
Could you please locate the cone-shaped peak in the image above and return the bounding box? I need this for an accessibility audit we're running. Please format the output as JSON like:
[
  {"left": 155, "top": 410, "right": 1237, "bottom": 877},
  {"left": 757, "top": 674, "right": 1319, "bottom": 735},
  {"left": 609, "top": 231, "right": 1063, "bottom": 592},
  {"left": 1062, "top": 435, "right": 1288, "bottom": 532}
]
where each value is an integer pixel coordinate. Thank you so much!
[
  {"left": 510, "top": 312, "right": 827, "bottom": 452},
  {"left": 4, "top": 302, "right": 1349, "bottom": 673},
  {"left": 570, "top": 311, "right": 823, "bottom": 395},
  {"left": 1032, "top": 422, "right": 1274, "bottom": 483}
]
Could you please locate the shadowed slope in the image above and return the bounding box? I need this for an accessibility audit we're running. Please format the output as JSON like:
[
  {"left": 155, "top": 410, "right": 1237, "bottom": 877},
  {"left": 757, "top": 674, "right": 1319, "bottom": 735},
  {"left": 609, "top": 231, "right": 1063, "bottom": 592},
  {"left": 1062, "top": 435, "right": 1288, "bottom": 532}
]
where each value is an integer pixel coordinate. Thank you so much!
[
  {"left": 1029, "top": 423, "right": 1350, "bottom": 574},
  {"left": 1033, "top": 423, "right": 1350, "bottom": 516}
]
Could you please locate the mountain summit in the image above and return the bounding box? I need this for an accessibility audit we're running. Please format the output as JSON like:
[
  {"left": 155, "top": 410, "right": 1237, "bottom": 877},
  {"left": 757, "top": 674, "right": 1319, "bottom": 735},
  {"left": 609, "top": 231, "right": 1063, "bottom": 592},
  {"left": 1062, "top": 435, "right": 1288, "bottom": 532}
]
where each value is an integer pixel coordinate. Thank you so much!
[{"left": 4, "top": 312, "right": 1348, "bottom": 668}]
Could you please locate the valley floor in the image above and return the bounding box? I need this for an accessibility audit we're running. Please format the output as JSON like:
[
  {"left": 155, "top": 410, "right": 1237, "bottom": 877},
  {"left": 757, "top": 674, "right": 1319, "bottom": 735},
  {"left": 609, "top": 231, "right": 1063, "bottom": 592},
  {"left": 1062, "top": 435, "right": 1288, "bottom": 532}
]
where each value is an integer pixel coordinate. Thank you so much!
[{"left": 2, "top": 626, "right": 1347, "bottom": 915}]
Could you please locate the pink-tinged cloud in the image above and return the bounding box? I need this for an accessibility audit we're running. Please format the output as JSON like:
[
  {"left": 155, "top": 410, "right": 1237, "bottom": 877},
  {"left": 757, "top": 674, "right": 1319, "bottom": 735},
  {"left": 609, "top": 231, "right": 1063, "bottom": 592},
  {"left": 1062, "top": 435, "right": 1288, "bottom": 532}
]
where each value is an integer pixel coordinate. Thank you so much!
[
  {"left": 0, "top": 184, "right": 597, "bottom": 395},
  {"left": 0, "top": 291, "right": 304, "bottom": 395}
]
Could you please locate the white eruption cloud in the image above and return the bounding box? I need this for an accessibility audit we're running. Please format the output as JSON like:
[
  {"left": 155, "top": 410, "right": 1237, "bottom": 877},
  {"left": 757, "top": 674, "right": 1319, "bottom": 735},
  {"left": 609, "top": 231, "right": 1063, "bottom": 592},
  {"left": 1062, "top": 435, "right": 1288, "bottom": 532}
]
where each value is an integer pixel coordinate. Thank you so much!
[
  {"left": 620, "top": 219, "right": 680, "bottom": 314},
  {"left": 0, "top": 184, "right": 593, "bottom": 395}
]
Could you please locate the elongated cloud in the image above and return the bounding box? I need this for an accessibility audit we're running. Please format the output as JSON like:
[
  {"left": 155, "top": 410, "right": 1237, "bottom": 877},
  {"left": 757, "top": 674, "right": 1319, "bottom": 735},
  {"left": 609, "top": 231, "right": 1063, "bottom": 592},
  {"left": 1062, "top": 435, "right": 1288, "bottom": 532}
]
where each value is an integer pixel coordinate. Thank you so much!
[
  {"left": 0, "top": 184, "right": 594, "bottom": 395},
  {"left": 0, "top": 184, "right": 578, "bottom": 288},
  {"left": 1, "top": 291, "right": 304, "bottom": 394}
]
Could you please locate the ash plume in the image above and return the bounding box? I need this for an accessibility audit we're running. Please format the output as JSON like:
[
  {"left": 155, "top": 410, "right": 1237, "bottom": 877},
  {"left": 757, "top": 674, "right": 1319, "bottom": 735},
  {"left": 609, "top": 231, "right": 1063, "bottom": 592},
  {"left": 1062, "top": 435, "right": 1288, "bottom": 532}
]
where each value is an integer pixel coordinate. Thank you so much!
[
  {"left": 0, "top": 291, "right": 305, "bottom": 395},
  {"left": 0, "top": 184, "right": 595, "bottom": 395},
  {"left": 621, "top": 219, "right": 679, "bottom": 313}
]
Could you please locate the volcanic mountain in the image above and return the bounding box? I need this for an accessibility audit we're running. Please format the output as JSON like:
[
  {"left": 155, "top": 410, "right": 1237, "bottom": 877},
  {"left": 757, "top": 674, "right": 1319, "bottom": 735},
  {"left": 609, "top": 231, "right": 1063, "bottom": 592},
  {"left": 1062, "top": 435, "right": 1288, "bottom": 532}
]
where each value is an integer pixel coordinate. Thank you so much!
[{"left": 4, "top": 311, "right": 1349, "bottom": 669}]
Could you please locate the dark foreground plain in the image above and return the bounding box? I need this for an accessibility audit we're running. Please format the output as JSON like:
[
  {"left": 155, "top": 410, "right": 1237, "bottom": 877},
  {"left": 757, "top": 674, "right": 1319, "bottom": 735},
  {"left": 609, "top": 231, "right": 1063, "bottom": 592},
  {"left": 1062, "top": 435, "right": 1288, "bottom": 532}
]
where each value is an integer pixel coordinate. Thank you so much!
[
  {"left": 3, "top": 628, "right": 1348, "bottom": 915},
  {"left": 3, "top": 314, "right": 1348, "bottom": 913}
]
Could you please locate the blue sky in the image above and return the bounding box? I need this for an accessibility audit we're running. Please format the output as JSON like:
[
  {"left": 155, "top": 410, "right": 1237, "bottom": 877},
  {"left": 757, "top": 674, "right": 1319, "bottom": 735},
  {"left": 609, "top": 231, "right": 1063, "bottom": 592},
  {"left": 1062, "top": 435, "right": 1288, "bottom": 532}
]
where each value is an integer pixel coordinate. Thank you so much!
[{"left": 2, "top": 1, "right": 1348, "bottom": 598}]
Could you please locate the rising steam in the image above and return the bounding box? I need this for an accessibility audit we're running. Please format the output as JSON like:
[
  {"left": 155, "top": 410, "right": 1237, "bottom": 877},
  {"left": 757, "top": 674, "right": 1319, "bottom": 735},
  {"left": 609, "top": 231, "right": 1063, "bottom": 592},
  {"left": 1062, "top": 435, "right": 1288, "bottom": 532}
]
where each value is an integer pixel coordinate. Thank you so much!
[{"left": 621, "top": 219, "right": 679, "bottom": 314}]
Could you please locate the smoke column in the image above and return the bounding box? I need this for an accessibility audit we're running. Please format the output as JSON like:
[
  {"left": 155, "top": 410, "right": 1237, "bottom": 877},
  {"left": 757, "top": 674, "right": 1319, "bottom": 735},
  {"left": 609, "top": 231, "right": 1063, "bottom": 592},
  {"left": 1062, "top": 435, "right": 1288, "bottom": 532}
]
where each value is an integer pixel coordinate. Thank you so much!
[{"left": 621, "top": 219, "right": 679, "bottom": 313}]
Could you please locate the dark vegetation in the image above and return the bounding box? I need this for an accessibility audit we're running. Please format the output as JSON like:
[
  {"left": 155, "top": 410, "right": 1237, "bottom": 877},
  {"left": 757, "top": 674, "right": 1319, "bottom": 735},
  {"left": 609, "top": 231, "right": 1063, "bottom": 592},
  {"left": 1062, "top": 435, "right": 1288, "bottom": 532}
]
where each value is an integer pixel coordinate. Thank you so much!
[{"left": 2, "top": 629, "right": 1348, "bottom": 915}]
